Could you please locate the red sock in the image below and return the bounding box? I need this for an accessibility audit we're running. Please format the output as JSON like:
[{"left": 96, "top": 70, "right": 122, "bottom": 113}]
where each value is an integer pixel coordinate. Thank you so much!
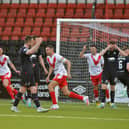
[
  {"left": 50, "top": 91, "right": 57, "bottom": 104},
  {"left": 93, "top": 89, "right": 99, "bottom": 98},
  {"left": 6, "top": 85, "right": 15, "bottom": 100},
  {"left": 69, "top": 92, "right": 83, "bottom": 100},
  {"left": 106, "top": 89, "right": 109, "bottom": 99}
]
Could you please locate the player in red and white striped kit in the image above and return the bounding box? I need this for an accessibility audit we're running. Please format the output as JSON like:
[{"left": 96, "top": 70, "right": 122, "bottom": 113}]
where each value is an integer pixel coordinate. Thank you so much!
[
  {"left": 0, "top": 48, "right": 25, "bottom": 103},
  {"left": 45, "top": 45, "right": 89, "bottom": 110},
  {"left": 80, "top": 45, "right": 110, "bottom": 105}
]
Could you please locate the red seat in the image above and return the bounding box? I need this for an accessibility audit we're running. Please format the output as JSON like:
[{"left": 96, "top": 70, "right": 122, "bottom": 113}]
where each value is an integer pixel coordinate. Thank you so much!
[
  {"left": 2, "top": 27, "right": 12, "bottom": 36},
  {"left": 0, "top": 27, "right": 2, "bottom": 36},
  {"left": 48, "top": 3, "right": 57, "bottom": 8},
  {"left": 56, "top": 9, "right": 65, "bottom": 18},
  {"left": 84, "top": 9, "right": 92, "bottom": 18},
  {"left": 65, "top": 9, "right": 74, "bottom": 18},
  {"left": 74, "top": 9, "right": 84, "bottom": 18},
  {"left": 15, "top": 18, "right": 24, "bottom": 27},
  {"left": 61, "top": 27, "right": 70, "bottom": 37},
  {"left": 86, "top": 4, "right": 93, "bottom": 8},
  {"left": 115, "top": 4, "right": 125, "bottom": 9},
  {"left": 95, "top": 9, "right": 104, "bottom": 18},
  {"left": 34, "top": 18, "right": 43, "bottom": 27},
  {"left": 70, "top": 28, "right": 80, "bottom": 38},
  {"left": 29, "top": 3, "right": 38, "bottom": 9},
  {"left": 17, "top": 9, "right": 26, "bottom": 17},
  {"left": 27, "top": 9, "right": 36, "bottom": 17},
  {"left": 36, "top": 9, "right": 46, "bottom": 17},
  {"left": 38, "top": 4, "right": 47, "bottom": 9},
  {"left": 10, "top": 3, "right": 20, "bottom": 9},
  {"left": 0, "top": 18, "right": 5, "bottom": 27},
  {"left": 6, "top": 18, "right": 15, "bottom": 26},
  {"left": 80, "top": 28, "right": 90, "bottom": 37},
  {"left": 22, "top": 27, "right": 31, "bottom": 36},
  {"left": 12, "top": 27, "right": 21, "bottom": 36},
  {"left": 124, "top": 9, "right": 129, "bottom": 18},
  {"left": 8, "top": 9, "right": 17, "bottom": 17},
  {"left": 0, "top": 9, "right": 8, "bottom": 17},
  {"left": 76, "top": 3, "right": 86, "bottom": 9},
  {"left": 46, "top": 9, "right": 55, "bottom": 17},
  {"left": 125, "top": 4, "right": 129, "bottom": 8},
  {"left": 105, "top": 9, "right": 113, "bottom": 18},
  {"left": 0, "top": 3, "right": 10, "bottom": 9},
  {"left": 67, "top": 3, "right": 76, "bottom": 8},
  {"left": 107, "top": 3, "right": 115, "bottom": 9},
  {"left": 50, "top": 37, "right": 56, "bottom": 41},
  {"left": 41, "top": 27, "right": 50, "bottom": 36},
  {"left": 53, "top": 19, "right": 57, "bottom": 27},
  {"left": 96, "top": 3, "right": 105, "bottom": 8},
  {"left": 1, "top": 36, "right": 9, "bottom": 40},
  {"left": 11, "top": 36, "right": 19, "bottom": 40},
  {"left": 114, "top": 9, "right": 123, "bottom": 19},
  {"left": 51, "top": 27, "right": 56, "bottom": 36},
  {"left": 57, "top": 3, "right": 67, "bottom": 8},
  {"left": 25, "top": 18, "right": 33, "bottom": 26},
  {"left": 44, "top": 18, "right": 53, "bottom": 27},
  {"left": 19, "top": 4, "right": 29, "bottom": 9},
  {"left": 31, "top": 27, "right": 41, "bottom": 36}
]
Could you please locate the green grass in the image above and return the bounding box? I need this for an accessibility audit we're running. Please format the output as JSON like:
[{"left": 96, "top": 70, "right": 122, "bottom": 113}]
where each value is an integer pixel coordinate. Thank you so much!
[{"left": 0, "top": 99, "right": 129, "bottom": 129}]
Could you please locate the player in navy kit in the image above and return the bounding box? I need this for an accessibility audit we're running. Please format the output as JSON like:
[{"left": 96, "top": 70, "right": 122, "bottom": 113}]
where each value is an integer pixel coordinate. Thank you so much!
[
  {"left": 11, "top": 36, "right": 48, "bottom": 112},
  {"left": 26, "top": 35, "right": 48, "bottom": 107},
  {"left": 116, "top": 46, "right": 129, "bottom": 106},
  {"left": 99, "top": 42, "right": 127, "bottom": 108}
]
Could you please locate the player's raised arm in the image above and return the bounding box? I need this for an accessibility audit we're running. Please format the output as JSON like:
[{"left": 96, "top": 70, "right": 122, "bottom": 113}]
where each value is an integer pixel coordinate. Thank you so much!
[
  {"left": 115, "top": 45, "right": 128, "bottom": 56},
  {"left": 39, "top": 56, "right": 48, "bottom": 75},
  {"left": 80, "top": 45, "right": 87, "bottom": 58},
  {"left": 26, "top": 37, "right": 43, "bottom": 55},
  {"left": 99, "top": 45, "right": 111, "bottom": 56}
]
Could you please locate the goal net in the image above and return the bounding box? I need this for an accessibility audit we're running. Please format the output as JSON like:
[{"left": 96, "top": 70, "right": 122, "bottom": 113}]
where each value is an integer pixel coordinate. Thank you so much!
[{"left": 56, "top": 19, "right": 129, "bottom": 103}]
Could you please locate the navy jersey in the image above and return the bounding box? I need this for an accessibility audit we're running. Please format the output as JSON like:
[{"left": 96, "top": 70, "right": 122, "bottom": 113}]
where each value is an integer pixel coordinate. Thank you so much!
[
  {"left": 30, "top": 49, "right": 42, "bottom": 65},
  {"left": 103, "top": 49, "right": 119, "bottom": 70},
  {"left": 117, "top": 56, "right": 129, "bottom": 74},
  {"left": 19, "top": 46, "right": 33, "bottom": 69}
]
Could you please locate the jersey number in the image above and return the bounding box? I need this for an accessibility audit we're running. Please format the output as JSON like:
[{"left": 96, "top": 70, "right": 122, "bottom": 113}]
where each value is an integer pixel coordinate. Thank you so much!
[{"left": 118, "top": 60, "right": 123, "bottom": 69}]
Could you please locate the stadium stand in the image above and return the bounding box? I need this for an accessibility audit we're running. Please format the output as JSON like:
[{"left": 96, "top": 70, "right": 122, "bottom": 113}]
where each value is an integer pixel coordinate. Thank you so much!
[{"left": 0, "top": 0, "right": 128, "bottom": 41}]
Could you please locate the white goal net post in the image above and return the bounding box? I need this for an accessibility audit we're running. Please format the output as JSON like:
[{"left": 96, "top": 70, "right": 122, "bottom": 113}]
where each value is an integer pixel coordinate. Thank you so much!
[{"left": 55, "top": 19, "right": 129, "bottom": 103}]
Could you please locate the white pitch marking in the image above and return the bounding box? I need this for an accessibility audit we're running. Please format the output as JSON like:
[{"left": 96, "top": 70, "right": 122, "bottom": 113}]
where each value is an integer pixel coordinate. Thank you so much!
[{"left": 0, "top": 114, "right": 128, "bottom": 121}]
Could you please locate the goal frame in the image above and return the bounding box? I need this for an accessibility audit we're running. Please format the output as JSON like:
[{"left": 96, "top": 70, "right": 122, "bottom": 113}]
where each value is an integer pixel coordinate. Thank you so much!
[
  {"left": 55, "top": 18, "right": 129, "bottom": 103},
  {"left": 56, "top": 18, "right": 129, "bottom": 54}
]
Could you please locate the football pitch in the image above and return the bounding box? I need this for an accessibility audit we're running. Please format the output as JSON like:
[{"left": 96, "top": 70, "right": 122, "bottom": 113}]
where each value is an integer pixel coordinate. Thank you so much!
[{"left": 0, "top": 100, "right": 129, "bottom": 129}]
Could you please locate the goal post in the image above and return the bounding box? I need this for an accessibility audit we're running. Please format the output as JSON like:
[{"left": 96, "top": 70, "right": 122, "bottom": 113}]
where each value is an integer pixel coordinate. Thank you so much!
[{"left": 56, "top": 18, "right": 129, "bottom": 103}]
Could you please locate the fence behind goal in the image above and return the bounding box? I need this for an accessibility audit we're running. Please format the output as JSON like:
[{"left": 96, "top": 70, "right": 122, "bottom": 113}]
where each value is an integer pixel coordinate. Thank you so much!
[{"left": 56, "top": 19, "right": 129, "bottom": 103}]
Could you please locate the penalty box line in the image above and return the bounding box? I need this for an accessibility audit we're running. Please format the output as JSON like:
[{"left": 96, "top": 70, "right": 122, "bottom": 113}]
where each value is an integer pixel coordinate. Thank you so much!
[{"left": 0, "top": 114, "right": 129, "bottom": 121}]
